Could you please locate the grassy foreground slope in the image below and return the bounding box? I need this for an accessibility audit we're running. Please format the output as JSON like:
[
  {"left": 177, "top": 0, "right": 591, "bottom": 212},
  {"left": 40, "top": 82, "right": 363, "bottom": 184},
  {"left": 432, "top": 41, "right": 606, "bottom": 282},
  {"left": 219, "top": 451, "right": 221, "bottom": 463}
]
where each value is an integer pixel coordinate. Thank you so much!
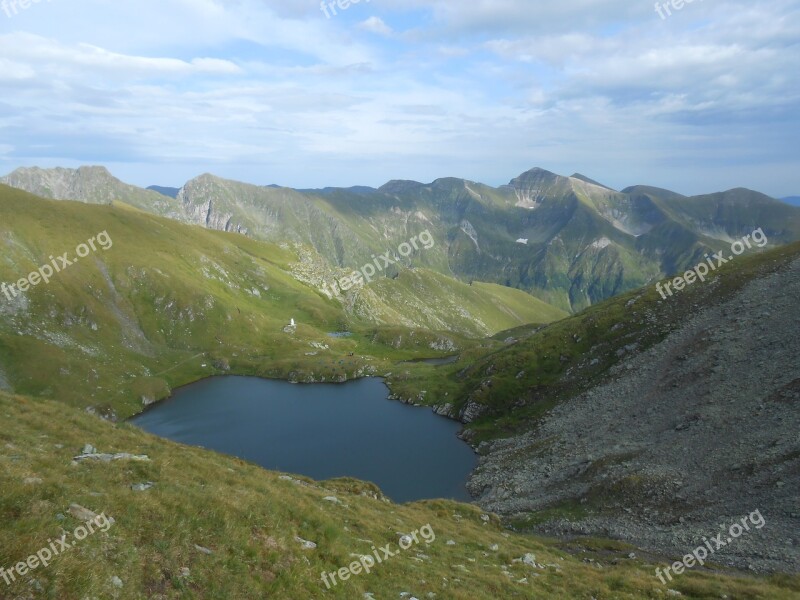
[
  {"left": 0, "top": 185, "right": 564, "bottom": 418},
  {"left": 2, "top": 391, "right": 798, "bottom": 599}
]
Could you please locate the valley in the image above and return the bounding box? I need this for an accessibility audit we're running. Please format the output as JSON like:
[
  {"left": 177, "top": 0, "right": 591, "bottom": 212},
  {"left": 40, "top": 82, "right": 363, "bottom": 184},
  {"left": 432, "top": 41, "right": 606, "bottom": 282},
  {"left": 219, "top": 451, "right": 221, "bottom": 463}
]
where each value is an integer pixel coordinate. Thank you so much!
[
  {"left": 0, "top": 176, "right": 798, "bottom": 599},
  {"left": 3, "top": 2, "right": 798, "bottom": 597}
]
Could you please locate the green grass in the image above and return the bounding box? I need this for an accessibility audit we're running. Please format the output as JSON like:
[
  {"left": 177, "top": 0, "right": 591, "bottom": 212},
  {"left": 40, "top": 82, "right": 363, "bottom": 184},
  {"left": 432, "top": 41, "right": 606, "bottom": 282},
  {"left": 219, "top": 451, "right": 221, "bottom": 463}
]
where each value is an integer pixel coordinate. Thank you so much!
[
  {"left": 1, "top": 391, "right": 797, "bottom": 599},
  {"left": 392, "top": 241, "right": 800, "bottom": 442},
  {"left": 0, "top": 185, "right": 565, "bottom": 419},
  {"left": 363, "top": 269, "right": 569, "bottom": 336},
  {"left": 508, "top": 499, "right": 591, "bottom": 530},
  {"left": 1, "top": 186, "right": 799, "bottom": 597}
]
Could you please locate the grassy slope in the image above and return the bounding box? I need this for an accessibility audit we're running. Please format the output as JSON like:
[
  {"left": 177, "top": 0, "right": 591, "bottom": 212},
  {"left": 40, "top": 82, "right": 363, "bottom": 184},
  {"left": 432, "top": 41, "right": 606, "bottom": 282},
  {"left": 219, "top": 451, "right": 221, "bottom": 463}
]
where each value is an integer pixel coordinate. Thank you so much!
[
  {"left": 356, "top": 269, "right": 569, "bottom": 336},
  {"left": 0, "top": 187, "right": 338, "bottom": 417},
  {"left": 1, "top": 391, "right": 798, "bottom": 599},
  {"left": 0, "top": 185, "right": 563, "bottom": 419},
  {"left": 0, "top": 188, "right": 797, "bottom": 597},
  {"left": 392, "top": 242, "right": 800, "bottom": 442}
]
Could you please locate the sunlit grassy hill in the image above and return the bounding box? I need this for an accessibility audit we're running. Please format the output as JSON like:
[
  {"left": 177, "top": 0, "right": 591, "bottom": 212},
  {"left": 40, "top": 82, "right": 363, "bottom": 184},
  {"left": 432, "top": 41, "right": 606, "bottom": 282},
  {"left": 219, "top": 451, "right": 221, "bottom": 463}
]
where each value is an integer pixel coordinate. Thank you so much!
[
  {"left": 351, "top": 268, "right": 568, "bottom": 336},
  {"left": 0, "top": 185, "right": 565, "bottom": 418}
]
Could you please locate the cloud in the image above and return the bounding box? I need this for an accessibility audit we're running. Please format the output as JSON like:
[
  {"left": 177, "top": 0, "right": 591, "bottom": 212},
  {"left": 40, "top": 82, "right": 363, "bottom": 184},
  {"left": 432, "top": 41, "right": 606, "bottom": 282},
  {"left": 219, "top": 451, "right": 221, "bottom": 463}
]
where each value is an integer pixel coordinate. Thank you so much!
[
  {"left": 379, "top": 0, "right": 645, "bottom": 35},
  {"left": 0, "top": 34, "right": 244, "bottom": 81},
  {"left": 0, "top": 0, "right": 797, "bottom": 196},
  {"left": 358, "top": 16, "right": 393, "bottom": 36}
]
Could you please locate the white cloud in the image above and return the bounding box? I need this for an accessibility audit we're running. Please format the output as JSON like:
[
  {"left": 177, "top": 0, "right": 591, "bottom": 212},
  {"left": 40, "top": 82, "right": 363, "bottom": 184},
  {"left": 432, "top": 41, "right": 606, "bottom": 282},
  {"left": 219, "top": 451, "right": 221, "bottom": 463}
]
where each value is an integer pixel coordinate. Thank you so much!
[
  {"left": 358, "top": 16, "right": 393, "bottom": 36},
  {"left": 0, "top": 0, "right": 797, "bottom": 195}
]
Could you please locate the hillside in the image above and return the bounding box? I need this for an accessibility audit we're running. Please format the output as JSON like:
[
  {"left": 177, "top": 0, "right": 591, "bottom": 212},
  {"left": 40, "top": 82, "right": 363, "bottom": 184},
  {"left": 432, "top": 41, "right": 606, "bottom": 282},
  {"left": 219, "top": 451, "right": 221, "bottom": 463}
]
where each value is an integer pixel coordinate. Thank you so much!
[
  {"left": 3, "top": 391, "right": 798, "bottom": 599},
  {"left": 0, "top": 167, "right": 186, "bottom": 220},
  {"left": 5, "top": 166, "right": 800, "bottom": 313},
  {"left": 393, "top": 243, "right": 800, "bottom": 572},
  {"left": 0, "top": 186, "right": 798, "bottom": 598},
  {"left": 347, "top": 269, "right": 568, "bottom": 336},
  {"left": 0, "top": 184, "right": 563, "bottom": 417}
]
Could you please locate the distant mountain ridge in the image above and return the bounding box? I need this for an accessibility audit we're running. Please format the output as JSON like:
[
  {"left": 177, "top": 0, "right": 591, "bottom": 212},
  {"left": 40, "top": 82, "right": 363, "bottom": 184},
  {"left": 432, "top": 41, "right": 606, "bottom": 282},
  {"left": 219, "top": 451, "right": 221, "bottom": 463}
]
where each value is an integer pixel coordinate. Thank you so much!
[
  {"left": 781, "top": 196, "right": 800, "bottom": 207},
  {"left": 0, "top": 166, "right": 186, "bottom": 219},
  {"left": 3, "top": 165, "right": 800, "bottom": 312}
]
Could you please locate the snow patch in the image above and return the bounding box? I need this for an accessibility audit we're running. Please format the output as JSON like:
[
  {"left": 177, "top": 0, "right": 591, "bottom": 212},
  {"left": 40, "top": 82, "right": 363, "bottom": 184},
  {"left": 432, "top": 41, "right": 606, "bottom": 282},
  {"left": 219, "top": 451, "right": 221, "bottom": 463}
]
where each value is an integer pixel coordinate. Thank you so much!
[
  {"left": 590, "top": 237, "right": 612, "bottom": 250},
  {"left": 460, "top": 220, "right": 480, "bottom": 252}
]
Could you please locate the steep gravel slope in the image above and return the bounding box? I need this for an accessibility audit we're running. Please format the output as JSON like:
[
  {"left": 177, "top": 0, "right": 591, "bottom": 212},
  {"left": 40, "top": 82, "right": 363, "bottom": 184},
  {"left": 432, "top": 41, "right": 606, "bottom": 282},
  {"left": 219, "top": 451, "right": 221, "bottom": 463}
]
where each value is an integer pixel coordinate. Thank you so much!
[{"left": 469, "top": 255, "right": 800, "bottom": 572}]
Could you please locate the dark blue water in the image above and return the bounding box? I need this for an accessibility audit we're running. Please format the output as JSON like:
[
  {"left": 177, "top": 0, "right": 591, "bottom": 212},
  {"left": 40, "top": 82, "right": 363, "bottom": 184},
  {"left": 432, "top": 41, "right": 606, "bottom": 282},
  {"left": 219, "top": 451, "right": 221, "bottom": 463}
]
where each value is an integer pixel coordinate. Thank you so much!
[{"left": 130, "top": 376, "right": 476, "bottom": 503}]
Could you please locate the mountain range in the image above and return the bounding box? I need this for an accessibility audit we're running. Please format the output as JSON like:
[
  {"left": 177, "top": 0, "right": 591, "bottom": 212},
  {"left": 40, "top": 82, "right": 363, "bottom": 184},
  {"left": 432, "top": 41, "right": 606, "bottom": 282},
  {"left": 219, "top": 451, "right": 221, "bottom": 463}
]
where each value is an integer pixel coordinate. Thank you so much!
[{"left": 4, "top": 165, "right": 799, "bottom": 313}]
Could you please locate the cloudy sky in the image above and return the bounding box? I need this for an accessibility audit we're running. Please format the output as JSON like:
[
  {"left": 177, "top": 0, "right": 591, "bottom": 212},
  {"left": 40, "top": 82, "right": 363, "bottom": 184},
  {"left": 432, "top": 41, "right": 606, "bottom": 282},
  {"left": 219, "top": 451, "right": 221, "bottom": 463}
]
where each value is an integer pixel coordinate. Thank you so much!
[{"left": 0, "top": 0, "right": 798, "bottom": 196}]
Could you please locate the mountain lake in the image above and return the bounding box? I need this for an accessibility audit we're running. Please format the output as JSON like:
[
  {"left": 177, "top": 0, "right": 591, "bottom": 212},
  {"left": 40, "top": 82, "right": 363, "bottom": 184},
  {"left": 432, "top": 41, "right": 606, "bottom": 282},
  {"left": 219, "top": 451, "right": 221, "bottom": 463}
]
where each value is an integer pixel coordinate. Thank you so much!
[{"left": 130, "top": 376, "right": 476, "bottom": 503}]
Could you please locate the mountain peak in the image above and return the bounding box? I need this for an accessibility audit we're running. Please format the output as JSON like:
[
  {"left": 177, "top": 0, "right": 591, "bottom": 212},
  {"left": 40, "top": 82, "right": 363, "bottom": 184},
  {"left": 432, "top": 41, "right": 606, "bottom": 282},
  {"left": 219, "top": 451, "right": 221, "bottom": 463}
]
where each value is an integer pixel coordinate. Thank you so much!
[
  {"left": 8, "top": 165, "right": 112, "bottom": 176},
  {"left": 570, "top": 173, "right": 616, "bottom": 191},
  {"left": 505, "top": 167, "right": 577, "bottom": 195},
  {"left": 621, "top": 185, "right": 685, "bottom": 200},
  {"left": 378, "top": 179, "right": 425, "bottom": 194},
  {"left": 510, "top": 167, "right": 563, "bottom": 182},
  {"left": 0, "top": 165, "right": 183, "bottom": 217},
  {"left": 76, "top": 165, "right": 113, "bottom": 176}
]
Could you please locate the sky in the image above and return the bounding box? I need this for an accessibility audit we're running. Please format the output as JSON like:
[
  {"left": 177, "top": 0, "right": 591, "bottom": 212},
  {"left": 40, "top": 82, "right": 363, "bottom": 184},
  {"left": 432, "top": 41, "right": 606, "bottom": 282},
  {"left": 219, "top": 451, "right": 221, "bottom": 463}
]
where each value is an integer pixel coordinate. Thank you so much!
[{"left": 0, "top": 0, "right": 798, "bottom": 196}]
